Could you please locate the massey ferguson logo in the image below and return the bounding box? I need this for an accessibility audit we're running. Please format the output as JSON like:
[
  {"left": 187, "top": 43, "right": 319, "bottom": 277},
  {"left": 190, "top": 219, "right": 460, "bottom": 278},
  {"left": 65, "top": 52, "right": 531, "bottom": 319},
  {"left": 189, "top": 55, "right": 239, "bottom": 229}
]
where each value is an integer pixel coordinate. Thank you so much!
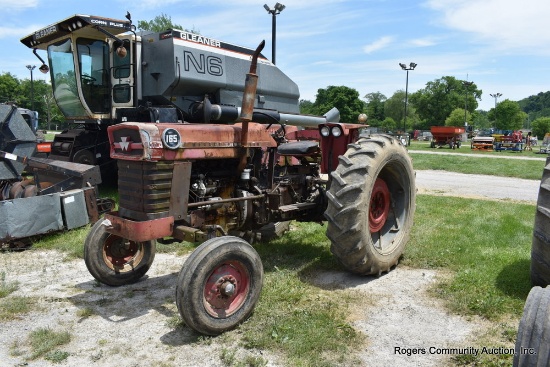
[
  {"left": 113, "top": 136, "right": 142, "bottom": 152},
  {"left": 162, "top": 128, "right": 181, "bottom": 149}
]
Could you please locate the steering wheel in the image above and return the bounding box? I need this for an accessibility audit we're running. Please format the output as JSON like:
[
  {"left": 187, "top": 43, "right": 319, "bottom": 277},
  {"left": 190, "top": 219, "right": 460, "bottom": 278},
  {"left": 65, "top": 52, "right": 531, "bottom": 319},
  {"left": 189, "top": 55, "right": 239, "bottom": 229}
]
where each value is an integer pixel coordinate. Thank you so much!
[{"left": 81, "top": 74, "right": 96, "bottom": 84}]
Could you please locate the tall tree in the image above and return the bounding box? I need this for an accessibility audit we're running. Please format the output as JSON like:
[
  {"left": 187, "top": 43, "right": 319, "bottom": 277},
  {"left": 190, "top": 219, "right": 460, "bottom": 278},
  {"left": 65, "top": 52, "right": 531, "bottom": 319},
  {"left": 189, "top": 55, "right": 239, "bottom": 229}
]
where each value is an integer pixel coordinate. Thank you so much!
[
  {"left": 409, "top": 76, "right": 481, "bottom": 127},
  {"left": 0, "top": 72, "right": 21, "bottom": 103},
  {"left": 363, "top": 92, "right": 386, "bottom": 125},
  {"left": 380, "top": 117, "right": 397, "bottom": 132},
  {"left": 384, "top": 90, "right": 419, "bottom": 130},
  {"left": 472, "top": 110, "right": 491, "bottom": 130},
  {"left": 445, "top": 108, "right": 471, "bottom": 127},
  {"left": 299, "top": 99, "right": 315, "bottom": 115},
  {"left": 488, "top": 99, "right": 526, "bottom": 131},
  {"left": 137, "top": 13, "right": 196, "bottom": 33},
  {"left": 384, "top": 90, "right": 406, "bottom": 125},
  {"left": 531, "top": 117, "right": 550, "bottom": 139},
  {"left": 517, "top": 91, "right": 550, "bottom": 121},
  {"left": 308, "top": 86, "right": 367, "bottom": 123}
]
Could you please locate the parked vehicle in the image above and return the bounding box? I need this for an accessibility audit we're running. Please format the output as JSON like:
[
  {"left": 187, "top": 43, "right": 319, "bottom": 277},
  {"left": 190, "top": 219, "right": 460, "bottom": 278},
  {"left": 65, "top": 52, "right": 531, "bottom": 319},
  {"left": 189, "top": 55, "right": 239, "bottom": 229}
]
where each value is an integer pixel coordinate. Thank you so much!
[
  {"left": 22, "top": 13, "right": 415, "bottom": 335},
  {"left": 430, "top": 126, "right": 464, "bottom": 149}
]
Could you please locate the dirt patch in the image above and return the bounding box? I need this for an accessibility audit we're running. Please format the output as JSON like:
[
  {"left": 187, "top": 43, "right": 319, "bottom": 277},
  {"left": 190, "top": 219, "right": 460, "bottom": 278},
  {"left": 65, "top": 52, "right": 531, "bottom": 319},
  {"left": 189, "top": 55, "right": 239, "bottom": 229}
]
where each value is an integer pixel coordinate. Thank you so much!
[
  {"left": 313, "top": 268, "right": 484, "bottom": 366},
  {"left": 0, "top": 249, "right": 484, "bottom": 366}
]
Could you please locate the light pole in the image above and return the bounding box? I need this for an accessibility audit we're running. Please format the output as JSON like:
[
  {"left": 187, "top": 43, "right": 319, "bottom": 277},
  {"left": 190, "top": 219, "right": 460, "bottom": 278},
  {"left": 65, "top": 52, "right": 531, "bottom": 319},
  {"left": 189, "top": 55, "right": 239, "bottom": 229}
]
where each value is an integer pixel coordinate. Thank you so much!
[
  {"left": 26, "top": 65, "right": 36, "bottom": 111},
  {"left": 490, "top": 92, "right": 502, "bottom": 129},
  {"left": 399, "top": 62, "right": 417, "bottom": 134},
  {"left": 264, "top": 2, "right": 285, "bottom": 65},
  {"left": 463, "top": 81, "right": 473, "bottom": 127}
]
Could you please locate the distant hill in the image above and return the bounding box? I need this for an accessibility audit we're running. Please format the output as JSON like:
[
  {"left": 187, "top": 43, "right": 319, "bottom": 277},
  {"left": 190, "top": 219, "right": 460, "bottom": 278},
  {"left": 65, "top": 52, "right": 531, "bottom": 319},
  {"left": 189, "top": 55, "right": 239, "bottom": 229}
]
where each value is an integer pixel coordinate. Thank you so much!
[{"left": 517, "top": 91, "right": 550, "bottom": 120}]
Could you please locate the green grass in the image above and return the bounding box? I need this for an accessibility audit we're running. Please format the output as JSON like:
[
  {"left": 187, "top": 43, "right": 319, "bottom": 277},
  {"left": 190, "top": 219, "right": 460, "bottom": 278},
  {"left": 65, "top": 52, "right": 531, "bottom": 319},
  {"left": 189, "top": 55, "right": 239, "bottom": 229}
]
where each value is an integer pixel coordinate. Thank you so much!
[
  {"left": 28, "top": 327, "right": 71, "bottom": 361},
  {"left": 44, "top": 132, "right": 59, "bottom": 141},
  {"left": 31, "top": 225, "right": 90, "bottom": 260},
  {"left": 0, "top": 296, "right": 35, "bottom": 320},
  {"left": 403, "top": 195, "right": 534, "bottom": 367},
  {"left": 404, "top": 195, "right": 534, "bottom": 319},
  {"left": 409, "top": 152, "right": 546, "bottom": 180}
]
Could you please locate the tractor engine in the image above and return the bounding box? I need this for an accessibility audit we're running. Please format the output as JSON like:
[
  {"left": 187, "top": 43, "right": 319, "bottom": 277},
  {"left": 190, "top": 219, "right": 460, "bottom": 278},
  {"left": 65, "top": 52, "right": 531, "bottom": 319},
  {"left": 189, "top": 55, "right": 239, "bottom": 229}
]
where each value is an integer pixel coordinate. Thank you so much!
[{"left": 110, "top": 119, "right": 326, "bottom": 242}]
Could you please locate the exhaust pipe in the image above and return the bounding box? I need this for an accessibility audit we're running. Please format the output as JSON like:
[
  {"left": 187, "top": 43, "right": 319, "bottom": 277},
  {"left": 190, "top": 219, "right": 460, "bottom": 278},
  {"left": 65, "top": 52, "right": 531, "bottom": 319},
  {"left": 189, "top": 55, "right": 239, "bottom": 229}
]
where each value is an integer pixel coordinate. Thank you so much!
[{"left": 239, "top": 40, "right": 265, "bottom": 146}]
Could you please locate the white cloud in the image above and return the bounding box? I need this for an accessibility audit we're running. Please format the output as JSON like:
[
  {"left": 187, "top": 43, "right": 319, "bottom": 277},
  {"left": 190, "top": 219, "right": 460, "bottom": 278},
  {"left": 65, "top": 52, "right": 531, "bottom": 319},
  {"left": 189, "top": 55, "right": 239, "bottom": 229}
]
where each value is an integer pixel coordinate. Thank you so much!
[
  {"left": 410, "top": 38, "right": 437, "bottom": 47},
  {"left": 363, "top": 36, "right": 394, "bottom": 54},
  {"left": 425, "top": 0, "right": 550, "bottom": 52},
  {"left": 0, "top": 0, "right": 37, "bottom": 11}
]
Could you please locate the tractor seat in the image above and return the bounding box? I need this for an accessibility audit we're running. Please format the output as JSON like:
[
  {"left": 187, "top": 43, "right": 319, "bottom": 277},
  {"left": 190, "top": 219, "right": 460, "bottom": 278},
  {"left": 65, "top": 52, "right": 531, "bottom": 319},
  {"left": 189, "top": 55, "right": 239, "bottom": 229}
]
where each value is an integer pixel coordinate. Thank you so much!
[{"left": 277, "top": 141, "right": 320, "bottom": 156}]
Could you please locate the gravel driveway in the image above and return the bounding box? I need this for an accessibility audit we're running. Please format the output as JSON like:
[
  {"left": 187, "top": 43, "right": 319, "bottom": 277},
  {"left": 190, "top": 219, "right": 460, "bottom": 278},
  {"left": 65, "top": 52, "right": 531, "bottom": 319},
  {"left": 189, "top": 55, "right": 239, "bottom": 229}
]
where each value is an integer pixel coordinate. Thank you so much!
[{"left": 416, "top": 169, "right": 540, "bottom": 203}]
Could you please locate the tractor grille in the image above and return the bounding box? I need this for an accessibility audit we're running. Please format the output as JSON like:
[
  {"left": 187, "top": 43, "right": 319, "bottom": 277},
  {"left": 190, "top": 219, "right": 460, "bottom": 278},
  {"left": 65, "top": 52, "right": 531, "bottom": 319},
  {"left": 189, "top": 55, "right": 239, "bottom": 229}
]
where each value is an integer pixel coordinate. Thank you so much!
[{"left": 117, "top": 160, "right": 174, "bottom": 220}]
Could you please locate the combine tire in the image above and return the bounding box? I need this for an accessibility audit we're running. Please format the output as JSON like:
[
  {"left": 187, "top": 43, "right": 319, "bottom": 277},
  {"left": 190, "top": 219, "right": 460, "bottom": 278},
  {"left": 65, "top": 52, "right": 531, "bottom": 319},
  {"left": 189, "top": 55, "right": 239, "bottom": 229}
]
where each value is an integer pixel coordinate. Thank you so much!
[
  {"left": 513, "top": 286, "right": 550, "bottom": 367},
  {"left": 531, "top": 157, "right": 550, "bottom": 287},
  {"left": 73, "top": 149, "right": 95, "bottom": 165},
  {"left": 175, "top": 236, "right": 263, "bottom": 335},
  {"left": 84, "top": 220, "right": 156, "bottom": 286},
  {"left": 325, "top": 134, "right": 415, "bottom": 275}
]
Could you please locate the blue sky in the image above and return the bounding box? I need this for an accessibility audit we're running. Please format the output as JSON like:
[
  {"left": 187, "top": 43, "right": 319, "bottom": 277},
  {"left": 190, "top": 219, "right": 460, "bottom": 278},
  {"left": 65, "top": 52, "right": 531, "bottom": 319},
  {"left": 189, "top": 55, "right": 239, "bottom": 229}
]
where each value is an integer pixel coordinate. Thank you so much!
[{"left": 2, "top": 0, "right": 550, "bottom": 111}]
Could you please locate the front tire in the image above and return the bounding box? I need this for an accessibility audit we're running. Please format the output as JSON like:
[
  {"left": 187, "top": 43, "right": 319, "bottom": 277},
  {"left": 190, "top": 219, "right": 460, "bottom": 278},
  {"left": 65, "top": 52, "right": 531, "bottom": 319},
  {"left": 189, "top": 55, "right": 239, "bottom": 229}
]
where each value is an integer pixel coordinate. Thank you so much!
[
  {"left": 175, "top": 236, "right": 263, "bottom": 335},
  {"left": 325, "top": 134, "right": 416, "bottom": 275},
  {"left": 84, "top": 219, "right": 156, "bottom": 286}
]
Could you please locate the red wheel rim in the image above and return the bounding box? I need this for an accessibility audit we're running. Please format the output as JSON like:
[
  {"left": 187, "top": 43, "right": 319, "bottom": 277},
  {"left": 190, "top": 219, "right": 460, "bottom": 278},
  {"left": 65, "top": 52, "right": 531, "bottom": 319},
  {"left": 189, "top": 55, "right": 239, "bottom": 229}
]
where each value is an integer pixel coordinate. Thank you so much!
[
  {"left": 103, "top": 235, "right": 141, "bottom": 269},
  {"left": 203, "top": 261, "right": 250, "bottom": 318},
  {"left": 369, "top": 178, "right": 391, "bottom": 233}
]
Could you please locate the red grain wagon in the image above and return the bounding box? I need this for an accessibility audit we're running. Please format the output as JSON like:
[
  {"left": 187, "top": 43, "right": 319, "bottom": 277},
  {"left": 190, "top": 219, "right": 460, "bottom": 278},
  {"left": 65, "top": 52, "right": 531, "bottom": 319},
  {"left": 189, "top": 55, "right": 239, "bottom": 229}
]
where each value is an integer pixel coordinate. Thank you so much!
[{"left": 430, "top": 126, "right": 465, "bottom": 149}]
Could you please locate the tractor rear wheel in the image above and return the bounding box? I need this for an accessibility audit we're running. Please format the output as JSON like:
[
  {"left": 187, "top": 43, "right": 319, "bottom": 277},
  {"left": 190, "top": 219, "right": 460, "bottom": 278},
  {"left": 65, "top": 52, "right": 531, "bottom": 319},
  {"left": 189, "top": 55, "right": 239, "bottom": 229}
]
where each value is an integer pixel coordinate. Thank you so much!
[
  {"left": 84, "top": 219, "right": 156, "bottom": 286},
  {"left": 513, "top": 286, "right": 550, "bottom": 367},
  {"left": 531, "top": 157, "right": 550, "bottom": 287},
  {"left": 175, "top": 236, "right": 263, "bottom": 335},
  {"left": 325, "top": 134, "right": 415, "bottom": 275}
]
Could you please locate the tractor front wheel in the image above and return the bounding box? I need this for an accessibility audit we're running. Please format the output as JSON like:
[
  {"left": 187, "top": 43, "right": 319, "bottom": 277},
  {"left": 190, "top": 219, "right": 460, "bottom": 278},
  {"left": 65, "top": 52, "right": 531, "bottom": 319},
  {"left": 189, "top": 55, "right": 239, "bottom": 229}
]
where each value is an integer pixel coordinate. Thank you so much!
[
  {"left": 175, "top": 236, "right": 263, "bottom": 335},
  {"left": 325, "top": 134, "right": 416, "bottom": 275},
  {"left": 84, "top": 219, "right": 156, "bottom": 286}
]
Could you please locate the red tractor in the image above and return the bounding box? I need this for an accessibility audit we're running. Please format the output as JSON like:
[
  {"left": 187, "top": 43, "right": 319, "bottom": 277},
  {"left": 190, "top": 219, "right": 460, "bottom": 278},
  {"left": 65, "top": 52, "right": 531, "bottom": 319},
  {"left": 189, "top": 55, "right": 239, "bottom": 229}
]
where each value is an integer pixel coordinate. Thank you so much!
[{"left": 23, "top": 14, "right": 415, "bottom": 335}]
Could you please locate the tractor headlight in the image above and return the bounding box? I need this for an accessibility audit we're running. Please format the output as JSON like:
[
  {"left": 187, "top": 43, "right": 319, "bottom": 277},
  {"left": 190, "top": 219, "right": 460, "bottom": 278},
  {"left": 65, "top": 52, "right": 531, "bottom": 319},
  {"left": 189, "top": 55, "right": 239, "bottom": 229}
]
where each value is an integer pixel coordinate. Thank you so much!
[
  {"left": 320, "top": 126, "right": 330, "bottom": 137},
  {"left": 331, "top": 126, "right": 342, "bottom": 137}
]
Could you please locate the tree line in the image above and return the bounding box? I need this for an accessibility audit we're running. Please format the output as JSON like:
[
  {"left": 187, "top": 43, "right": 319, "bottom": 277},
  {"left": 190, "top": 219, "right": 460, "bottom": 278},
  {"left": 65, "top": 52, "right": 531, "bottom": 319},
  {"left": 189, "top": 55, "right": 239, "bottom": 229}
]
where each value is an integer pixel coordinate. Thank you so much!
[
  {"left": 300, "top": 77, "right": 550, "bottom": 138},
  {"left": 0, "top": 72, "right": 63, "bottom": 130}
]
